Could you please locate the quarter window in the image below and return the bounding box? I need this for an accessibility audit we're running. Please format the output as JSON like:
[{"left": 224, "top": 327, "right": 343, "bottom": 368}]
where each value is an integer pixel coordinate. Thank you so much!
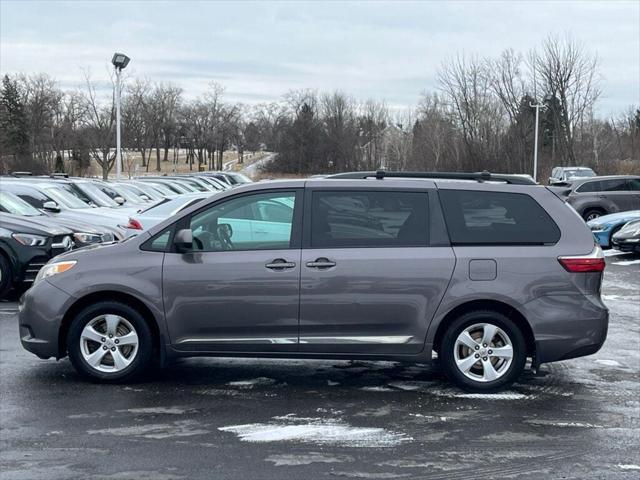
[
  {"left": 600, "top": 179, "right": 631, "bottom": 192},
  {"left": 189, "top": 191, "right": 296, "bottom": 251},
  {"left": 310, "top": 191, "right": 429, "bottom": 248},
  {"left": 439, "top": 190, "right": 560, "bottom": 245},
  {"left": 576, "top": 181, "right": 600, "bottom": 193}
]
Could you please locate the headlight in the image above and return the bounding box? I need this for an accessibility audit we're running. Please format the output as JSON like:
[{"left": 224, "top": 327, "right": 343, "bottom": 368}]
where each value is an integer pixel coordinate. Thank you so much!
[
  {"left": 34, "top": 260, "right": 77, "bottom": 284},
  {"left": 589, "top": 224, "right": 606, "bottom": 233},
  {"left": 73, "top": 232, "right": 102, "bottom": 244},
  {"left": 12, "top": 233, "right": 47, "bottom": 246}
]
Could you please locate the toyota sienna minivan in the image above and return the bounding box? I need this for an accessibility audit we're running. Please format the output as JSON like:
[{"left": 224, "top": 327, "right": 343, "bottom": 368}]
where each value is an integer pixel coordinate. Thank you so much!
[{"left": 19, "top": 171, "right": 608, "bottom": 392}]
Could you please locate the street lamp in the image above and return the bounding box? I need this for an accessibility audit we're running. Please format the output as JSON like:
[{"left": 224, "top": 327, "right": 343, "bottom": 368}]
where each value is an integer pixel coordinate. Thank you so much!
[
  {"left": 111, "top": 52, "right": 131, "bottom": 179},
  {"left": 529, "top": 99, "right": 546, "bottom": 183}
]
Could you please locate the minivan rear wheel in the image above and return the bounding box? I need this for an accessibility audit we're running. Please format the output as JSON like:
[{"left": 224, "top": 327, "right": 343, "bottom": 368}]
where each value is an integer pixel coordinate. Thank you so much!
[
  {"left": 67, "top": 301, "right": 153, "bottom": 382},
  {"left": 440, "top": 311, "right": 526, "bottom": 392}
]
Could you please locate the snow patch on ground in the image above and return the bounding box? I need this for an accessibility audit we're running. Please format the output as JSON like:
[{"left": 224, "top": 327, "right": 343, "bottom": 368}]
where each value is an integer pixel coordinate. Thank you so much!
[
  {"left": 219, "top": 415, "right": 411, "bottom": 447},
  {"left": 265, "top": 452, "right": 353, "bottom": 466},
  {"left": 88, "top": 420, "right": 208, "bottom": 439},
  {"left": 603, "top": 250, "right": 626, "bottom": 257},
  {"left": 360, "top": 386, "right": 396, "bottom": 392},
  {"left": 594, "top": 359, "right": 623, "bottom": 367},
  {"left": 120, "top": 407, "right": 188, "bottom": 415},
  {"left": 226, "top": 377, "right": 276, "bottom": 388},
  {"left": 618, "top": 464, "right": 640, "bottom": 470},
  {"left": 526, "top": 420, "right": 603, "bottom": 428},
  {"left": 612, "top": 259, "right": 640, "bottom": 266}
]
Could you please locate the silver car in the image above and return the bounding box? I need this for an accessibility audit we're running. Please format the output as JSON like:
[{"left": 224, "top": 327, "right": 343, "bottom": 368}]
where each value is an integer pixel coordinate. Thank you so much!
[{"left": 19, "top": 172, "right": 608, "bottom": 392}]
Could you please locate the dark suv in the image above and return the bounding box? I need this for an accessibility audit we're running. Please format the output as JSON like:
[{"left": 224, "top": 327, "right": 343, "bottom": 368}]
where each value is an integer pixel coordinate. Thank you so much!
[
  {"left": 557, "top": 175, "right": 640, "bottom": 221},
  {"left": 19, "top": 172, "right": 608, "bottom": 392}
]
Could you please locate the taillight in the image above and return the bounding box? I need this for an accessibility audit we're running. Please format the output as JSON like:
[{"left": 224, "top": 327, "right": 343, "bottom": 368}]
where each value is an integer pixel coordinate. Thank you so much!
[
  {"left": 558, "top": 245, "right": 605, "bottom": 273},
  {"left": 126, "top": 218, "right": 143, "bottom": 230}
]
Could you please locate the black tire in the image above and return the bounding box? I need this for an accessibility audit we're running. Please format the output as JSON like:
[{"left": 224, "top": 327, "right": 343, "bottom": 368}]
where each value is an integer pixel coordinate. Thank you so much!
[
  {"left": 67, "top": 301, "right": 153, "bottom": 383},
  {"left": 0, "top": 254, "right": 12, "bottom": 300},
  {"left": 583, "top": 208, "right": 605, "bottom": 222},
  {"left": 440, "top": 310, "right": 527, "bottom": 392}
]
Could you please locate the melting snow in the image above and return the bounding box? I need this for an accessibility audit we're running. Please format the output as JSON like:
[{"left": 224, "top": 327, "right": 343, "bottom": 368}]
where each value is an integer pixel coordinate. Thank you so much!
[
  {"left": 226, "top": 377, "right": 276, "bottom": 388},
  {"left": 219, "top": 416, "right": 411, "bottom": 447},
  {"left": 594, "top": 359, "right": 623, "bottom": 367},
  {"left": 618, "top": 465, "right": 640, "bottom": 470},
  {"left": 612, "top": 259, "right": 640, "bottom": 266}
]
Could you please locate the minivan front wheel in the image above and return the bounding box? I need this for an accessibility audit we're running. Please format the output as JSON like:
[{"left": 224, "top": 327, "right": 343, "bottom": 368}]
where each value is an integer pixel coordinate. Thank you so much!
[
  {"left": 440, "top": 311, "right": 526, "bottom": 392},
  {"left": 67, "top": 301, "right": 153, "bottom": 382}
]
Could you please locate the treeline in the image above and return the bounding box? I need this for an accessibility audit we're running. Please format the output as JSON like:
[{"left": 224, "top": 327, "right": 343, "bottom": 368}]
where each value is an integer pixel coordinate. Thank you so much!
[{"left": 1, "top": 34, "right": 638, "bottom": 180}]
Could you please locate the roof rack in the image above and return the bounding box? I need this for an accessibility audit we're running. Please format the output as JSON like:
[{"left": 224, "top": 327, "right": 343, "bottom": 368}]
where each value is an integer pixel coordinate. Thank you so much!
[
  {"left": 326, "top": 170, "right": 537, "bottom": 185},
  {"left": 50, "top": 173, "right": 69, "bottom": 178},
  {"left": 10, "top": 171, "right": 33, "bottom": 176}
]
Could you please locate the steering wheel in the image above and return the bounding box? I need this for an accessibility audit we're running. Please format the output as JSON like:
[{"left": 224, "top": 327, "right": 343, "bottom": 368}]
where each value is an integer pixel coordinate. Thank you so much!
[{"left": 217, "top": 224, "right": 234, "bottom": 250}]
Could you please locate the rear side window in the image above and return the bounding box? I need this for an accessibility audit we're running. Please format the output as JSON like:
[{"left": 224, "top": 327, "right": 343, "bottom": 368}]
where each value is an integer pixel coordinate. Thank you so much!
[
  {"left": 311, "top": 191, "right": 429, "bottom": 248},
  {"left": 439, "top": 190, "right": 560, "bottom": 245},
  {"left": 600, "top": 179, "right": 631, "bottom": 192},
  {"left": 576, "top": 181, "right": 600, "bottom": 193},
  {"left": 628, "top": 179, "right": 640, "bottom": 191}
]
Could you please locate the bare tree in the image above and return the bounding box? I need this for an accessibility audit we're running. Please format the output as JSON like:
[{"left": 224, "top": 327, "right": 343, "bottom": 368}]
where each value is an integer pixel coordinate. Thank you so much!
[
  {"left": 81, "top": 72, "right": 116, "bottom": 179},
  {"left": 531, "top": 34, "right": 601, "bottom": 165}
]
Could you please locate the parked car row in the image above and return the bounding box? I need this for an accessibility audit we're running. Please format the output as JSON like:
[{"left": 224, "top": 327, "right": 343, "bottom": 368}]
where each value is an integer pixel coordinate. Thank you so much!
[{"left": 0, "top": 171, "right": 251, "bottom": 298}]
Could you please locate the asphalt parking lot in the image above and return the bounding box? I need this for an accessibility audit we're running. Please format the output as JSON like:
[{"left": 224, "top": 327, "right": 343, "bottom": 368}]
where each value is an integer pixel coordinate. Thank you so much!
[{"left": 1, "top": 253, "right": 638, "bottom": 480}]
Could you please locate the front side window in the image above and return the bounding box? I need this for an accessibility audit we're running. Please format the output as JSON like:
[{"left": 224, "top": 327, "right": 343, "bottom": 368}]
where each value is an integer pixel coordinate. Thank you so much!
[
  {"left": 311, "top": 191, "right": 429, "bottom": 248},
  {"left": 189, "top": 191, "right": 296, "bottom": 251},
  {"left": 439, "top": 190, "right": 560, "bottom": 245}
]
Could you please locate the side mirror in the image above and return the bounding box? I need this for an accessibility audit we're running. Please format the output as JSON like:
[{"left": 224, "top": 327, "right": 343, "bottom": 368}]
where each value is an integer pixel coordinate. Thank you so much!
[
  {"left": 114, "top": 196, "right": 126, "bottom": 205},
  {"left": 174, "top": 228, "right": 193, "bottom": 253},
  {"left": 43, "top": 201, "right": 60, "bottom": 213}
]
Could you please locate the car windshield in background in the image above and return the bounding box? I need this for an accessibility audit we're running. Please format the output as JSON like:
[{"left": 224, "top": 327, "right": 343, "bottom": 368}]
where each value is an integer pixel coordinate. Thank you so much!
[
  {"left": 43, "top": 186, "right": 92, "bottom": 209},
  {"left": 74, "top": 182, "right": 119, "bottom": 207},
  {"left": 0, "top": 191, "right": 43, "bottom": 216},
  {"left": 566, "top": 170, "right": 596, "bottom": 178}
]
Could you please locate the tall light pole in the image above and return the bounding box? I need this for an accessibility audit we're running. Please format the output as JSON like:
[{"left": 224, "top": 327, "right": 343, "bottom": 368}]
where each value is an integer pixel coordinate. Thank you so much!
[
  {"left": 529, "top": 101, "right": 545, "bottom": 183},
  {"left": 111, "top": 52, "right": 131, "bottom": 179}
]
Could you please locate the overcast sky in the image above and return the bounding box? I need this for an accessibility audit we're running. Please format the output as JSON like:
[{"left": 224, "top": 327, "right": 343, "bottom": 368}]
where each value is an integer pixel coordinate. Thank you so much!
[{"left": 1, "top": 0, "right": 638, "bottom": 115}]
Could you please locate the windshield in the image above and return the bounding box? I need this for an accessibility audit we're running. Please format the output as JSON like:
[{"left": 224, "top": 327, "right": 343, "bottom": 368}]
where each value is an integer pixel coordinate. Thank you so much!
[
  {"left": 566, "top": 169, "right": 595, "bottom": 178},
  {"left": 43, "top": 186, "right": 93, "bottom": 209},
  {"left": 0, "top": 191, "right": 43, "bottom": 216},
  {"left": 73, "top": 182, "right": 119, "bottom": 207}
]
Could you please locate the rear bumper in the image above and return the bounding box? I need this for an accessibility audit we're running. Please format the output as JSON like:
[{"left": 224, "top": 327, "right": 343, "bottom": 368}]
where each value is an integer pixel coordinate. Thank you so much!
[
  {"left": 523, "top": 294, "right": 609, "bottom": 364},
  {"left": 19, "top": 279, "right": 72, "bottom": 359}
]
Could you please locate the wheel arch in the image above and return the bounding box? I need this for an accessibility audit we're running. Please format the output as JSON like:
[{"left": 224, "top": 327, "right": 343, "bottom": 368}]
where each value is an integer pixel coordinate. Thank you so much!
[
  {"left": 58, "top": 290, "right": 162, "bottom": 361},
  {"left": 432, "top": 299, "right": 535, "bottom": 358}
]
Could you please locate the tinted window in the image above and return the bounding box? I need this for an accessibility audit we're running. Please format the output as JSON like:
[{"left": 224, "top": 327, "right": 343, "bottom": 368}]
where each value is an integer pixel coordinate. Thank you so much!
[
  {"left": 628, "top": 179, "right": 640, "bottom": 191},
  {"left": 311, "top": 191, "right": 428, "bottom": 248},
  {"left": 576, "top": 181, "right": 600, "bottom": 193},
  {"left": 439, "top": 190, "right": 560, "bottom": 245},
  {"left": 190, "top": 191, "right": 296, "bottom": 251},
  {"left": 600, "top": 179, "right": 631, "bottom": 192}
]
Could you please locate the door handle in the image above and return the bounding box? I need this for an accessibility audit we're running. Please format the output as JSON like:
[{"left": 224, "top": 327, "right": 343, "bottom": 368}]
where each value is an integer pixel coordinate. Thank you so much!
[
  {"left": 306, "top": 257, "right": 336, "bottom": 269},
  {"left": 265, "top": 259, "right": 296, "bottom": 270}
]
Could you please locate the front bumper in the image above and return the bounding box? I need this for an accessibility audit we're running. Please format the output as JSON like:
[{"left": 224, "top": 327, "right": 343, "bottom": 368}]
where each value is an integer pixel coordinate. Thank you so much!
[
  {"left": 523, "top": 294, "right": 609, "bottom": 364},
  {"left": 592, "top": 230, "right": 611, "bottom": 248},
  {"left": 19, "top": 279, "right": 72, "bottom": 359},
  {"left": 612, "top": 238, "right": 640, "bottom": 253}
]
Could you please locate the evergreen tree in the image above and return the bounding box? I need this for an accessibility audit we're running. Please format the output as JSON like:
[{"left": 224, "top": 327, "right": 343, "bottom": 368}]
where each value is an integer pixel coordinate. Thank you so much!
[{"left": 0, "top": 75, "right": 31, "bottom": 170}]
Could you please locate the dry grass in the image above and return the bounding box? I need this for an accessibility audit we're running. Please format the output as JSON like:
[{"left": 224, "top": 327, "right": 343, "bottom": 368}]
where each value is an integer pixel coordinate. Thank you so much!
[{"left": 79, "top": 150, "right": 270, "bottom": 178}]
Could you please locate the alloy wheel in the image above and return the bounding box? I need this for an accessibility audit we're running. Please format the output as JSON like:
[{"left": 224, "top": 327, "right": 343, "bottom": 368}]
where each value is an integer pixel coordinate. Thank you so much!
[
  {"left": 80, "top": 314, "right": 139, "bottom": 373},
  {"left": 453, "top": 323, "right": 514, "bottom": 382}
]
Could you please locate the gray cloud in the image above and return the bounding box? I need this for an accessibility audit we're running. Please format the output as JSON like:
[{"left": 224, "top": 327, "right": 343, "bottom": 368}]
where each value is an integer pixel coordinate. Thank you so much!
[{"left": 1, "top": 0, "right": 638, "bottom": 114}]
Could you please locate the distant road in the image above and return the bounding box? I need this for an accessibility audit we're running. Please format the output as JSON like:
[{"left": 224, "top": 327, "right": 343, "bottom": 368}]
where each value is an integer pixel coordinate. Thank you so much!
[{"left": 242, "top": 153, "right": 275, "bottom": 179}]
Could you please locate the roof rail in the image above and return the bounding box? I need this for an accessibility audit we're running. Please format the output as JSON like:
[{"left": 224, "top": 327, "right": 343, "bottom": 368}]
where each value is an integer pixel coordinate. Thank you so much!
[
  {"left": 326, "top": 170, "right": 537, "bottom": 185},
  {"left": 50, "top": 173, "right": 69, "bottom": 178},
  {"left": 11, "top": 171, "right": 33, "bottom": 176}
]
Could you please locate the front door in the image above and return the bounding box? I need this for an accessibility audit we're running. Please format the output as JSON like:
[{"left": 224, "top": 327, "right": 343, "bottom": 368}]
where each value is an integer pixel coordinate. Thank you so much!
[
  {"left": 163, "top": 189, "right": 303, "bottom": 352},
  {"left": 299, "top": 188, "right": 455, "bottom": 355}
]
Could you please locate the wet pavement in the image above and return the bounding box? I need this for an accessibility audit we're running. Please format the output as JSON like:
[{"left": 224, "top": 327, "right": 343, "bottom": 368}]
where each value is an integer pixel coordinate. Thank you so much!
[{"left": 1, "top": 252, "right": 639, "bottom": 479}]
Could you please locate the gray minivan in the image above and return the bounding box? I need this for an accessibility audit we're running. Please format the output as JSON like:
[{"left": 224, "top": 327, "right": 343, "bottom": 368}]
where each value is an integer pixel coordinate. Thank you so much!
[{"left": 19, "top": 172, "right": 608, "bottom": 392}]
